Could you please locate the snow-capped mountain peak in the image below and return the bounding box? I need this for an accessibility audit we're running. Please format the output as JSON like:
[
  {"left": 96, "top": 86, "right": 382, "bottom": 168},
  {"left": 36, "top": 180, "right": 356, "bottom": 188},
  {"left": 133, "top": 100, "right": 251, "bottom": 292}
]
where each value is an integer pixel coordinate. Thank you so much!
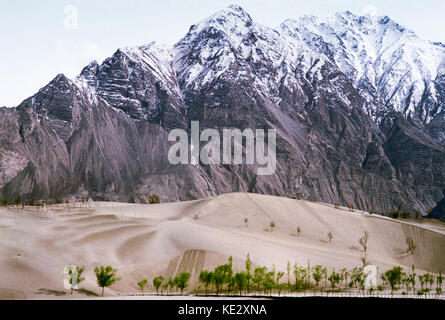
[
  {"left": 280, "top": 11, "right": 445, "bottom": 122},
  {"left": 69, "top": 6, "right": 445, "bottom": 125}
]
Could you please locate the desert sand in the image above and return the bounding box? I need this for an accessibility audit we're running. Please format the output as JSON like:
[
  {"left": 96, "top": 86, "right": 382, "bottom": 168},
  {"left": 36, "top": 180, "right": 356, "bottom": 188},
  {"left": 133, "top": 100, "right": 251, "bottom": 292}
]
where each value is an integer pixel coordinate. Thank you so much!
[{"left": 1, "top": 192, "right": 445, "bottom": 299}]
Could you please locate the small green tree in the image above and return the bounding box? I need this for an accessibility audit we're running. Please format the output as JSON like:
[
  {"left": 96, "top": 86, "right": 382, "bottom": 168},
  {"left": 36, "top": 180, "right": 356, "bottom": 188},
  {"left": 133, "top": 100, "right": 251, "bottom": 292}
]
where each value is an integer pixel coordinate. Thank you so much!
[
  {"left": 328, "top": 270, "right": 341, "bottom": 289},
  {"left": 312, "top": 265, "right": 324, "bottom": 287},
  {"left": 153, "top": 276, "right": 164, "bottom": 295},
  {"left": 327, "top": 231, "right": 333, "bottom": 243},
  {"left": 293, "top": 264, "right": 309, "bottom": 290},
  {"left": 137, "top": 279, "right": 148, "bottom": 294},
  {"left": 244, "top": 218, "right": 248, "bottom": 228},
  {"left": 253, "top": 267, "right": 266, "bottom": 293},
  {"left": 234, "top": 272, "right": 248, "bottom": 295},
  {"left": 340, "top": 268, "right": 349, "bottom": 287},
  {"left": 361, "top": 256, "right": 369, "bottom": 267},
  {"left": 286, "top": 261, "right": 291, "bottom": 287},
  {"left": 263, "top": 271, "right": 276, "bottom": 296},
  {"left": 322, "top": 266, "right": 328, "bottom": 287},
  {"left": 199, "top": 270, "right": 213, "bottom": 295},
  {"left": 245, "top": 253, "right": 252, "bottom": 293},
  {"left": 175, "top": 272, "right": 191, "bottom": 295},
  {"left": 94, "top": 266, "right": 121, "bottom": 296},
  {"left": 65, "top": 265, "right": 85, "bottom": 295},
  {"left": 424, "top": 273, "right": 434, "bottom": 291},
  {"left": 436, "top": 271, "right": 443, "bottom": 295},
  {"left": 13, "top": 195, "right": 21, "bottom": 209},
  {"left": 1, "top": 198, "right": 7, "bottom": 207},
  {"left": 390, "top": 210, "right": 399, "bottom": 219},
  {"left": 408, "top": 265, "right": 417, "bottom": 294},
  {"left": 276, "top": 271, "right": 284, "bottom": 289},
  {"left": 418, "top": 274, "right": 426, "bottom": 292},
  {"left": 270, "top": 221, "right": 276, "bottom": 232},
  {"left": 384, "top": 266, "right": 404, "bottom": 295},
  {"left": 296, "top": 226, "right": 301, "bottom": 236},
  {"left": 166, "top": 277, "right": 175, "bottom": 295},
  {"left": 147, "top": 194, "right": 160, "bottom": 204}
]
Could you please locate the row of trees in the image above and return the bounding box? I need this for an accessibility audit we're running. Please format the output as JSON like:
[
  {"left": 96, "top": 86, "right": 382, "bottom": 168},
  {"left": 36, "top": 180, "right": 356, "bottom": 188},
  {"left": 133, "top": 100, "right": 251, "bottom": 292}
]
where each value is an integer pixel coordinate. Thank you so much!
[
  {"left": 138, "top": 272, "right": 192, "bottom": 295},
  {"left": 66, "top": 258, "right": 443, "bottom": 297},
  {"left": 382, "top": 265, "right": 443, "bottom": 295},
  {"left": 65, "top": 265, "right": 121, "bottom": 296},
  {"left": 191, "top": 255, "right": 443, "bottom": 297},
  {"left": 1, "top": 194, "right": 162, "bottom": 209}
]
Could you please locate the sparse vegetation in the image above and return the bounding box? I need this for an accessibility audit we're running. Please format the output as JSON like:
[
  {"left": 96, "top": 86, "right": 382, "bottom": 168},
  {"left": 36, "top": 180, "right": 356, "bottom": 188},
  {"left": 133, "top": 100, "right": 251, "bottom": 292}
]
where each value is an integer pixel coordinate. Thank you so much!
[
  {"left": 51, "top": 254, "right": 443, "bottom": 298},
  {"left": 360, "top": 256, "right": 369, "bottom": 267},
  {"left": 94, "top": 266, "right": 121, "bottom": 296},
  {"left": 270, "top": 221, "right": 276, "bottom": 232},
  {"left": 13, "top": 195, "right": 21, "bottom": 209},
  {"left": 147, "top": 194, "right": 160, "bottom": 204},
  {"left": 359, "top": 231, "right": 369, "bottom": 252},
  {"left": 389, "top": 210, "right": 399, "bottom": 219},
  {"left": 327, "top": 231, "right": 333, "bottom": 243},
  {"left": 328, "top": 269, "right": 341, "bottom": 289},
  {"left": 137, "top": 279, "right": 148, "bottom": 294},
  {"left": 405, "top": 237, "right": 416, "bottom": 255},
  {"left": 383, "top": 266, "right": 404, "bottom": 295},
  {"left": 175, "top": 272, "right": 191, "bottom": 295},
  {"left": 1, "top": 198, "right": 7, "bottom": 207},
  {"left": 199, "top": 270, "right": 213, "bottom": 295},
  {"left": 400, "top": 211, "right": 409, "bottom": 219},
  {"left": 312, "top": 265, "right": 324, "bottom": 287},
  {"left": 153, "top": 276, "right": 164, "bottom": 295},
  {"left": 65, "top": 265, "right": 85, "bottom": 295}
]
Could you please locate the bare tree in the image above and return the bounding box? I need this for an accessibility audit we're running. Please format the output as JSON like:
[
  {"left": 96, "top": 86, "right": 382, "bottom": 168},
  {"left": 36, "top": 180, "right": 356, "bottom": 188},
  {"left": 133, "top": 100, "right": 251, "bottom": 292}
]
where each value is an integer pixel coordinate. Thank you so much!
[
  {"left": 406, "top": 237, "right": 416, "bottom": 255},
  {"left": 327, "top": 232, "right": 333, "bottom": 243},
  {"left": 359, "top": 231, "right": 369, "bottom": 252}
]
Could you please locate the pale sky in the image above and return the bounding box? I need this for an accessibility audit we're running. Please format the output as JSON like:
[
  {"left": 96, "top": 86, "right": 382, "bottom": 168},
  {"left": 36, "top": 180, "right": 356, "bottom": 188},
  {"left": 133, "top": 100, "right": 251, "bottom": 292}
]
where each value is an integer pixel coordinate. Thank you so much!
[{"left": 1, "top": 0, "right": 445, "bottom": 107}]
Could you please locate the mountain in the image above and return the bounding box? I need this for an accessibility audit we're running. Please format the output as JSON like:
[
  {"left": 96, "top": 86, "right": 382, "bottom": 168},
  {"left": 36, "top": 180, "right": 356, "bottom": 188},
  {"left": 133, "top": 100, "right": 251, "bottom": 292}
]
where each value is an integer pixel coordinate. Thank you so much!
[
  {"left": 0, "top": 5, "right": 444, "bottom": 216},
  {"left": 280, "top": 12, "right": 445, "bottom": 131}
]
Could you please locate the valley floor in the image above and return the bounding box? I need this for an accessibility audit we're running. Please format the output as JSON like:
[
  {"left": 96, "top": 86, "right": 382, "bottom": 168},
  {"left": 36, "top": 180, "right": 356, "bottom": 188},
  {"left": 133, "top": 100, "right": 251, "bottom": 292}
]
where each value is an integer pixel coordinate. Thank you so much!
[{"left": 1, "top": 193, "right": 445, "bottom": 300}]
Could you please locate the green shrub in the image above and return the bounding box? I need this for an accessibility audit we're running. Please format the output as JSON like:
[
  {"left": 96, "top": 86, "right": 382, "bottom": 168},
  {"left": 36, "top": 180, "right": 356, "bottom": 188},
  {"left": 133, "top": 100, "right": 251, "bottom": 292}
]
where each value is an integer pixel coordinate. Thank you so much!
[
  {"left": 94, "top": 266, "right": 121, "bottom": 296},
  {"left": 175, "top": 272, "right": 191, "bottom": 295},
  {"left": 137, "top": 279, "right": 148, "bottom": 293},
  {"left": 153, "top": 276, "right": 164, "bottom": 295},
  {"left": 147, "top": 194, "right": 160, "bottom": 204},
  {"left": 389, "top": 210, "right": 399, "bottom": 219}
]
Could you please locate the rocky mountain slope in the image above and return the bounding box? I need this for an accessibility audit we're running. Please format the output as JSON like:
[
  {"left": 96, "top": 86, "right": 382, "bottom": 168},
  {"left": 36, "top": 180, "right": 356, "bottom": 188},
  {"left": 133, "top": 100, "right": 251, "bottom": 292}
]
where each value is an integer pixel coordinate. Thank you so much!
[{"left": 0, "top": 5, "right": 444, "bottom": 216}]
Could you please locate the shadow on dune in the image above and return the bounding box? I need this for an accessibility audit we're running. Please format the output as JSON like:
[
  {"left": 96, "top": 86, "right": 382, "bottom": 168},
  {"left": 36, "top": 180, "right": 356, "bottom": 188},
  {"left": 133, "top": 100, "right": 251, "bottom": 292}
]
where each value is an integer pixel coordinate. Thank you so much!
[
  {"left": 35, "top": 288, "right": 66, "bottom": 296},
  {"left": 75, "top": 288, "right": 99, "bottom": 296}
]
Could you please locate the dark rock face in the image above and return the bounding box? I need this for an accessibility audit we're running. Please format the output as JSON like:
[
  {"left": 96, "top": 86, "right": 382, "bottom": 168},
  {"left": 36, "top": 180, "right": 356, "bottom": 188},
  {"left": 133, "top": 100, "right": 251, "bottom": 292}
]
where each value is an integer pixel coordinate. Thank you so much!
[
  {"left": 0, "top": 6, "right": 444, "bottom": 216},
  {"left": 429, "top": 195, "right": 445, "bottom": 221}
]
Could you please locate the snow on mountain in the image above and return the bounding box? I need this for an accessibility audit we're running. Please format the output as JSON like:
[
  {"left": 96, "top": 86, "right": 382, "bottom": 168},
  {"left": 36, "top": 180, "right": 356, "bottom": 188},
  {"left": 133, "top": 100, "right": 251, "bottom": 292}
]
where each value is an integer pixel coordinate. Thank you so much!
[
  {"left": 280, "top": 11, "right": 445, "bottom": 122},
  {"left": 2, "top": 5, "right": 445, "bottom": 214},
  {"left": 172, "top": 5, "right": 337, "bottom": 108},
  {"left": 69, "top": 6, "right": 445, "bottom": 125},
  {"left": 74, "top": 42, "right": 183, "bottom": 120}
]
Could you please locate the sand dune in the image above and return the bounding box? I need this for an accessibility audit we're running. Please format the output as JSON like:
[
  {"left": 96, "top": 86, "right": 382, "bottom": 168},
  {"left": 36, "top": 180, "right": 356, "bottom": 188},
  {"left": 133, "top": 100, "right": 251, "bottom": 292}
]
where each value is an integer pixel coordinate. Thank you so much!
[{"left": 1, "top": 192, "right": 445, "bottom": 299}]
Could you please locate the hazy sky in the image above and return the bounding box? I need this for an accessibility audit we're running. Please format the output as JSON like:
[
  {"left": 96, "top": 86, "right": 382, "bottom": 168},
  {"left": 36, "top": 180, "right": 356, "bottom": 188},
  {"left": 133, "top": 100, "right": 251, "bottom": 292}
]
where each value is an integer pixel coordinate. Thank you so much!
[{"left": 1, "top": 0, "right": 445, "bottom": 107}]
